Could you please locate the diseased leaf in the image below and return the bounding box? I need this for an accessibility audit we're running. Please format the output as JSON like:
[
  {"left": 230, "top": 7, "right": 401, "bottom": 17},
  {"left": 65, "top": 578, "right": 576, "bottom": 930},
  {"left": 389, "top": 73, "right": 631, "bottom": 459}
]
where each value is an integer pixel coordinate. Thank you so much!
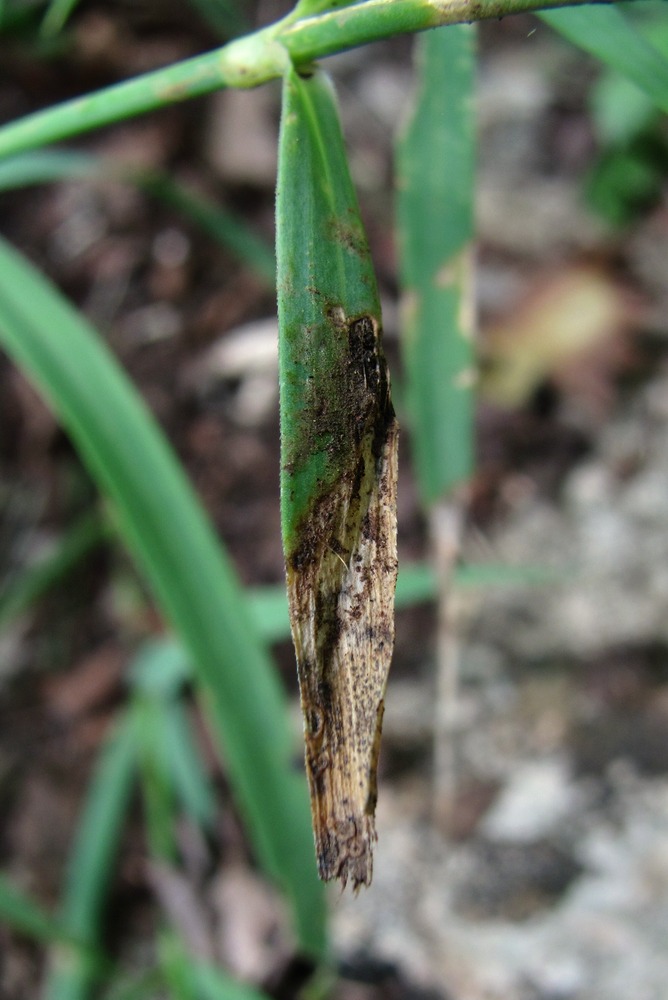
[{"left": 276, "top": 65, "right": 398, "bottom": 888}]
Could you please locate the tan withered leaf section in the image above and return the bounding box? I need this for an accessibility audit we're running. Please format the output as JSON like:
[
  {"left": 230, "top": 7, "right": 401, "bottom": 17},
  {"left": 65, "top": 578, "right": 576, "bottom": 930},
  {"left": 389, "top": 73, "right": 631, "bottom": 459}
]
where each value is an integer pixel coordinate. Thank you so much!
[
  {"left": 277, "top": 67, "right": 398, "bottom": 887},
  {"left": 285, "top": 315, "right": 398, "bottom": 889}
]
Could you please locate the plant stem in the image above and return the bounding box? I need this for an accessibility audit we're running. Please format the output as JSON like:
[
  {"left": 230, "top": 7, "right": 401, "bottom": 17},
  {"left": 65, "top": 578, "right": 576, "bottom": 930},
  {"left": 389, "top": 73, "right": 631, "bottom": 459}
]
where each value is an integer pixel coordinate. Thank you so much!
[
  {"left": 281, "top": 0, "right": 586, "bottom": 61},
  {"left": 0, "top": 0, "right": 602, "bottom": 158}
]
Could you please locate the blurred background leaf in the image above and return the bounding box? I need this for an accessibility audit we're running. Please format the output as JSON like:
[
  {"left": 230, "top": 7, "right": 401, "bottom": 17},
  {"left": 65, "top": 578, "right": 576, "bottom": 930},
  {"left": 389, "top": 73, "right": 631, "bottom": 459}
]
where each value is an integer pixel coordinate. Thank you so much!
[
  {"left": 0, "top": 236, "right": 326, "bottom": 960},
  {"left": 396, "top": 23, "right": 476, "bottom": 506}
]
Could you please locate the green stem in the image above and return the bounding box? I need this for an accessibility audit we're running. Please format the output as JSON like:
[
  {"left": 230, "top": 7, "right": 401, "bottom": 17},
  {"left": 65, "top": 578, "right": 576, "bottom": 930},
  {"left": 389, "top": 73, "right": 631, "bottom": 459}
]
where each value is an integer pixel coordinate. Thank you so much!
[
  {"left": 0, "top": 0, "right": 602, "bottom": 158},
  {"left": 282, "top": 0, "right": 585, "bottom": 61}
]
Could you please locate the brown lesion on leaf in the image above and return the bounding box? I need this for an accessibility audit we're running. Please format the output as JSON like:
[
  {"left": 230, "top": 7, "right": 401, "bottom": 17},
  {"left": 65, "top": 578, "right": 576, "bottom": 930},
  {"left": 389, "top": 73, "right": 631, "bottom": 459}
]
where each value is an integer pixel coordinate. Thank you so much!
[
  {"left": 327, "top": 210, "right": 369, "bottom": 260},
  {"left": 285, "top": 311, "right": 398, "bottom": 889}
]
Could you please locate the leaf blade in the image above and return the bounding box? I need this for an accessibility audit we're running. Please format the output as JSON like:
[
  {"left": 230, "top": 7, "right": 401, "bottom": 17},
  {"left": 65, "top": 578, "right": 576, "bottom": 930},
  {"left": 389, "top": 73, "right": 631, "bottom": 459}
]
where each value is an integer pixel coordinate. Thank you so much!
[
  {"left": 396, "top": 24, "right": 477, "bottom": 505},
  {"left": 277, "top": 66, "right": 398, "bottom": 887},
  {"left": 539, "top": 5, "right": 668, "bottom": 113},
  {"left": 0, "top": 237, "right": 326, "bottom": 958}
]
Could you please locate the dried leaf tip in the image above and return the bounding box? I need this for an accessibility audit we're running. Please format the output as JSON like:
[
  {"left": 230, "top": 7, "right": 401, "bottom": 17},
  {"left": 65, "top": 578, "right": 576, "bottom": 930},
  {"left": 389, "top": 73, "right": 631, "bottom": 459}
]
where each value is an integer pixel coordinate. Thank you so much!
[{"left": 285, "top": 315, "right": 398, "bottom": 889}]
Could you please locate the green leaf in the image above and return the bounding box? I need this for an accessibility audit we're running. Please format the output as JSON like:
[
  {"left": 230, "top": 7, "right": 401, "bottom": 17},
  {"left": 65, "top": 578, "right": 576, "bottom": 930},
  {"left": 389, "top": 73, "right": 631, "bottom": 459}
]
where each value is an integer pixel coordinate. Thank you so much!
[
  {"left": 40, "top": 0, "right": 81, "bottom": 36},
  {"left": 590, "top": 70, "right": 656, "bottom": 145},
  {"left": 0, "top": 149, "right": 97, "bottom": 188},
  {"left": 141, "top": 172, "right": 275, "bottom": 286},
  {"left": 539, "top": 5, "right": 668, "bottom": 113},
  {"left": 0, "top": 508, "right": 107, "bottom": 629},
  {"left": 128, "top": 639, "right": 191, "bottom": 699},
  {"left": 289, "top": 0, "right": 363, "bottom": 22},
  {"left": 0, "top": 151, "right": 275, "bottom": 284},
  {"left": 44, "top": 713, "right": 137, "bottom": 1000},
  {"left": 0, "top": 236, "right": 326, "bottom": 957},
  {"left": 0, "top": 874, "right": 81, "bottom": 948},
  {"left": 158, "top": 931, "right": 200, "bottom": 1000},
  {"left": 277, "top": 64, "right": 398, "bottom": 887},
  {"left": 161, "top": 700, "right": 217, "bottom": 831},
  {"left": 396, "top": 24, "right": 476, "bottom": 505},
  {"left": 134, "top": 696, "right": 179, "bottom": 863},
  {"left": 277, "top": 65, "right": 386, "bottom": 552},
  {"left": 100, "top": 969, "right": 164, "bottom": 1000},
  {"left": 192, "top": 962, "right": 273, "bottom": 1000},
  {"left": 187, "top": 0, "right": 250, "bottom": 40},
  {"left": 157, "top": 934, "right": 273, "bottom": 1000},
  {"left": 130, "top": 642, "right": 217, "bottom": 835}
]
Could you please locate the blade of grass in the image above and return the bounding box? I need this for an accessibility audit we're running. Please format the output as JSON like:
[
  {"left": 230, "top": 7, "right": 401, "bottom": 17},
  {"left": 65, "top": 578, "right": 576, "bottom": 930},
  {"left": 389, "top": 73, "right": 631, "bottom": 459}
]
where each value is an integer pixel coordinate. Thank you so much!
[
  {"left": 187, "top": 0, "right": 250, "bottom": 39},
  {"left": 158, "top": 933, "right": 274, "bottom": 1000},
  {"left": 0, "top": 874, "right": 84, "bottom": 949},
  {"left": 133, "top": 559, "right": 561, "bottom": 663},
  {"left": 277, "top": 65, "right": 385, "bottom": 549},
  {"left": 0, "top": 149, "right": 95, "bottom": 188},
  {"left": 40, "top": 0, "right": 81, "bottom": 36},
  {"left": 396, "top": 23, "right": 476, "bottom": 504},
  {"left": 133, "top": 696, "right": 179, "bottom": 863},
  {"left": 44, "top": 712, "right": 137, "bottom": 1000},
  {"left": 128, "top": 638, "right": 191, "bottom": 698},
  {"left": 289, "top": 0, "right": 364, "bottom": 19},
  {"left": 160, "top": 700, "right": 217, "bottom": 832},
  {"left": 193, "top": 961, "right": 274, "bottom": 1000},
  {"left": 277, "top": 64, "right": 398, "bottom": 887},
  {"left": 130, "top": 641, "right": 216, "bottom": 836},
  {"left": 141, "top": 172, "right": 275, "bottom": 285},
  {"left": 246, "top": 559, "right": 558, "bottom": 642},
  {"left": 0, "top": 236, "right": 326, "bottom": 958},
  {"left": 101, "top": 969, "right": 164, "bottom": 1000},
  {"left": 158, "top": 930, "right": 199, "bottom": 1000},
  {"left": 396, "top": 23, "right": 476, "bottom": 833},
  {"left": 0, "top": 508, "right": 107, "bottom": 629},
  {"left": 0, "top": 151, "right": 275, "bottom": 284},
  {"left": 539, "top": 5, "right": 668, "bottom": 113}
]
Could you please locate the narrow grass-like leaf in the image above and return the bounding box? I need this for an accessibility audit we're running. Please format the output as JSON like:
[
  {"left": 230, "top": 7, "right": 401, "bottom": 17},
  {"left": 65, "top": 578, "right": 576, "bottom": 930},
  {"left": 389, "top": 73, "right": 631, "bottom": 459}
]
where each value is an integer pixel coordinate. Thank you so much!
[
  {"left": 129, "top": 642, "right": 217, "bottom": 829},
  {"left": 44, "top": 713, "right": 136, "bottom": 1000},
  {"left": 153, "top": 560, "right": 559, "bottom": 655},
  {"left": 158, "top": 934, "right": 273, "bottom": 1000},
  {"left": 248, "top": 571, "right": 434, "bottom": 644},
  {"left": 142, "top": 172, "right": 275, "bottom": 285},
  {"left": 0, "top": 508, "right": 107, "bottom": 629},
  {"left": 289, "top": 0, "right": 363, "bottom": 21},
  {"left": 590, "top": 70, "right": 657, "bottom": 145},
  {"left": 247, "top": 559, "right": 556, "bottom": 641},
  {"left": 0, "top": 151, "right": 275, "bottom": 284},
  {"left": 0, "top": 0, "right": 42, "bottom": 34},
  {"left": 0, "top": 149, "right": 97, "bottom": 188},
  {"left": 187, "top": 0, "right": 249, "bottom": 39},
  {"left": 396, "top": 24, "right": 476, "bottom": 505},
  {"left": 129, "top": 639, "right": 192, "bottom": 699},
  {"left": 134, "top": 697, "right": 179, "bottom": 863},
  {"left": 40, "top": 0, "right": 81, "bottom": 36},
  {"left": 101, "top": 969, "right": 164, "bottom": 1000},
  {"left": 0, "top": 874, "right": 82, "bottom": 948},
  {"left": 277, "top": 65, "right": 398, "bottom": 887},
  {"left": 0, "top": 237, "right": 326, "bottom": 957},
  {"left": 158, "top": 931, "right": 199, "bottom": 1000},
  {"left": 193, "top": 961, "right": 273, "bottom": 1000},
  {"left": 539, "top": 5, "right": 668, "bottom": 113},
  {"left": 161, "top": 700, "right": 217, "bottom": 831}
]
